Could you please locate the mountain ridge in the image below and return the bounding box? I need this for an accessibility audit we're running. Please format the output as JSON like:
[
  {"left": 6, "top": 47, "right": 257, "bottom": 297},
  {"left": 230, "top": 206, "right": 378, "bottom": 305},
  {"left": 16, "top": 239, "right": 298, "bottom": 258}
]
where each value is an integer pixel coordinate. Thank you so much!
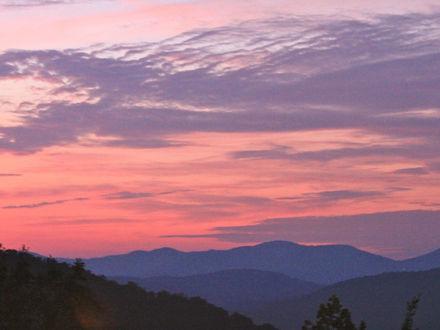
[
  {"left": 112, "top": 269, "right": 322, "bottom": 314},
  {"left": 56, "top": 241, "right": 440, "bottom": 284},
  {"left": 69, "top": 240, "right": 396, "bottom": 284}
]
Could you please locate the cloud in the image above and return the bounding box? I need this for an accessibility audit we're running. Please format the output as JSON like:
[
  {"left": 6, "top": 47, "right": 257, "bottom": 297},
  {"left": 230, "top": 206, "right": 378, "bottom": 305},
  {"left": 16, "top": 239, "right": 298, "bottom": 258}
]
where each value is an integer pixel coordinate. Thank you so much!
[
  {"left": 163, "top": 210, "right": 440, "bottom": 259},
  {"left": 102, "top": 189, "right": 191, "bottom": 200},
  {"left": 3, "top": 197, "right": 88, "bottom": 209},
  {"left": 0, "top": 0, "right": 99, "bottom": 7},
  {"left": 103, "top": 191, "right": 153, "bottom": 200},
  {"left": 100, "top": 138, "right": 186, "bottom": 149},
  {"left": 271, "top": 189, "right": 389, "bottom": 212},
  {"left": 0, "top": 173, "right": 21, "bottom": 177},
  {"left": 33, "top": 217, "right": 136, "bottom": 226},
  {"left": 278, "top": 189, "right": 385, "bottom": 203},
  {"left": 231, "top": 145, "right": 294, "bottom": 161},
  {"left": 393, "top": 167, "right": 429, "bottom": 175},
  {"left": 0, "top": 13, "right": 439, "bottom": 168},
  {"left": 231, "top": 144, "right": 440, "bottom": 163}
]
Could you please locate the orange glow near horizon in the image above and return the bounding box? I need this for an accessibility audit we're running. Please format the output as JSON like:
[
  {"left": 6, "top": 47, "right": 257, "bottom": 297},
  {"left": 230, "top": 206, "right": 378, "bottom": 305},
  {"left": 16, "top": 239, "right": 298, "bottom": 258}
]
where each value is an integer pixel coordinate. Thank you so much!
[{"left": 1, "top": 129, "right": 439, "bottom": 258}]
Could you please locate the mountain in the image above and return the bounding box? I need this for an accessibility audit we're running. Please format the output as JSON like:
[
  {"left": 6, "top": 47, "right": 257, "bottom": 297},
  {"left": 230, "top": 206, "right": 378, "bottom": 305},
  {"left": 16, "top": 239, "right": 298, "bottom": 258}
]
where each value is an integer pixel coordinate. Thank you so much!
[
  {"left": 251, "top": 268, "right": 440, "bottom": 330},
  {"left": 112, "top": 269, "right": 321, "bottom": 314},
  {"left": 78, "top": 241, "right": 398, "bottom": 284},
  {"left": 0, "top": 248, "right": 276, "bottom": 330},
  {"left": 399, "top": 248, "right": 440, "bottom": 271}
]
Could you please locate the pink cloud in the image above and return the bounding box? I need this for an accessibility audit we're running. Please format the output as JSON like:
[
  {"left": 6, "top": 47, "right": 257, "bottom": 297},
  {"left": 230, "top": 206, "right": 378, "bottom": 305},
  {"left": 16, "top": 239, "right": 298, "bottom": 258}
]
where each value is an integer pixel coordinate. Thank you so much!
[{"left": 1, "top": 0, "right": 438, "bottom": 50}]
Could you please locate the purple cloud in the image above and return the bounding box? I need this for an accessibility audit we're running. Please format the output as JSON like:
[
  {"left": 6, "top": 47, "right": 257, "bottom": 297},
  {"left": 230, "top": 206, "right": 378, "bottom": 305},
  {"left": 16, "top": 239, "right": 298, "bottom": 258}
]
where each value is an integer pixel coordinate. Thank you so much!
[
  {"left": 0, "top": 13, "right": 438, "bottom": 168},
  {"left": 0, "top": 0, "right": 102, "bottom": 8},
  {"left": 278, "top": 190, "right": 385, "bottom": 203},
  {"left": 393, "top": 167, "right": 429, "bottom": 175},
  {"left": 103, "top": 191, "right": 153, "bottom": 200},
  {"left": 33, "top": 217, "right": 137, "bottom": 226},
  {"left": 3, "top": 197, "right": 88, "bottom": 209}
]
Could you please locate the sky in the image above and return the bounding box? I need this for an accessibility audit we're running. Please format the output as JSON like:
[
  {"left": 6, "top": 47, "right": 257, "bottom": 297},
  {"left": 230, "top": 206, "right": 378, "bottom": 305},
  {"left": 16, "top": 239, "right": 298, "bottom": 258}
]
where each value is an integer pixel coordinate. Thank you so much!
[{"left": 0, "top": 0, "right": 439, "bottom": 259}]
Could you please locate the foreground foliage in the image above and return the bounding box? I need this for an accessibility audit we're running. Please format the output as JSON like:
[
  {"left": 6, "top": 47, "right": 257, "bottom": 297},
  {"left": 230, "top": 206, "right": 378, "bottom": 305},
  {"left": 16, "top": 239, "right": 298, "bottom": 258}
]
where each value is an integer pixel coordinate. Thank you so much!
[
  {"left": 301, "top": 295, "right": 366, "bottom": 330},
  {"left": 0, "top": 246, "right": 275, "bottom": 330},
  {"left": 302, "top": 294, "right": 420, "bottom": 330}
]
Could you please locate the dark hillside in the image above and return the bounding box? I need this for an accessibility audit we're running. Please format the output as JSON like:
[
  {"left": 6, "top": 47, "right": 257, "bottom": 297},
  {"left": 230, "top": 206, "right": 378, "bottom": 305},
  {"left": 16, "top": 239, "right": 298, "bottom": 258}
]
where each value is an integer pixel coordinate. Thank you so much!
[
  {"left": 0, "top": 247, "right": 276, "bottom": 330},
  {"left": 112, "top": 269, "right": 321, "bottom": 314}
]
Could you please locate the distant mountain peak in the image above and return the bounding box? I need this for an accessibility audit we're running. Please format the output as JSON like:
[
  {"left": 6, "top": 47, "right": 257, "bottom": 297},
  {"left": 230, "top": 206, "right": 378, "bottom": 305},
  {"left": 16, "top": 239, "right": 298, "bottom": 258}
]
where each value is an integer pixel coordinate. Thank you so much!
[
  {"left": 256, "top": 240, "right": 301, "bottom": 248},
  {"left": 151, "top": 247, "right": 180, "bottom": 255},
  {"left": 127, "top": 247, "right": 180, "bottom": 256}
]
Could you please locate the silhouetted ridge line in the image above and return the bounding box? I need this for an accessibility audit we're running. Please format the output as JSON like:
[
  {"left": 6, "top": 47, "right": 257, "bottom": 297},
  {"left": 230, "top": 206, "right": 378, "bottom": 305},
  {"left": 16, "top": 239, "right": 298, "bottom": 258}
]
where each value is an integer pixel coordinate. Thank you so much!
[
  {"left": 111, "top": 268, "right": 322, "bottom": 314},
  {"left": 73, "top": 241, "right": 397, "bottom": 284},
  {"left": 0, "top": 247, "right": 276, "bottom": 330}
]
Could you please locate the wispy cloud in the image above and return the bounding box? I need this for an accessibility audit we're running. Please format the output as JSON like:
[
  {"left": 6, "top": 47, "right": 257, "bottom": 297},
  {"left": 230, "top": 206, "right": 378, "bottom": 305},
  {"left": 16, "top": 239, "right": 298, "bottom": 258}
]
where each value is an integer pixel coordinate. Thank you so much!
[
  {"left": 393, "top": 167, "right": 429, "bottom": 175},
  {"left": 34, "top": 217, "right": 136, "bottom": 226},
  {"left": 278, "top": 190, "right": 385, "bottom": 203},
  {"left": 102, "top": 189, "right": 191, "bottom": 200},
  {"left": 230, "top": 144, "right": 440, "bottom": 163},
  {"left": 3, "top": 197, "right": 88, "bottom": 209},
  {"left": 0, "top": 0, "right": 98, "bottom": 7},
  {"left": 103, "top": 191, "right": 153, "bottom": 200}
]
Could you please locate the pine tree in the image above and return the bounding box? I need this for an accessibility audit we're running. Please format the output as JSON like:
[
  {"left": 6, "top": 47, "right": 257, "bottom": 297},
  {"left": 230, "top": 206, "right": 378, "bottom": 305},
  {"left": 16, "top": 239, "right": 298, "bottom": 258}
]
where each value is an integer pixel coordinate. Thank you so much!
[
  {"left": 401, "top": 295, "right": 421, "bottom": 330},
  {"left": 302, "top": 295, "right": 366, "bottom": 330}
]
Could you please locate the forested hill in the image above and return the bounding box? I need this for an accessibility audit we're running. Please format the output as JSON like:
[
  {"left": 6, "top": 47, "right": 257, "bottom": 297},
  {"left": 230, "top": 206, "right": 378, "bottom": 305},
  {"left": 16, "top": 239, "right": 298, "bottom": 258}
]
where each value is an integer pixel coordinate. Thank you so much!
[
  {"left": 252, "top": 268, "right": 440, "bottom": 330},
  {"left": 0, "top": 247, "right": 276, "bottom": 330}
]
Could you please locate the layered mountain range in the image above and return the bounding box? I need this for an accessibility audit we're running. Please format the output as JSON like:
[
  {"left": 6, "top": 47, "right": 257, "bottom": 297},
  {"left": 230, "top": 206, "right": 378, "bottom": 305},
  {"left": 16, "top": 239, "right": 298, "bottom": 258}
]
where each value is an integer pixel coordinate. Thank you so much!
[
  {"left": 56, "top": 241, "right": 440, "bottom": 329},
  {"left": 69, "top": 241, "right": 440, "bottom": 284}
]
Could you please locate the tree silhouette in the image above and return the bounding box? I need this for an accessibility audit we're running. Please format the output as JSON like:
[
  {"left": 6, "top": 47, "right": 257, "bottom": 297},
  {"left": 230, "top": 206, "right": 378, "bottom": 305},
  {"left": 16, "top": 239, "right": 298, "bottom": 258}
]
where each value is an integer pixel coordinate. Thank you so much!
[
  {"left": 0, "top": 247, "right": 103, "bottom": 329},
  {"left": 302, "top": 295, "right": 366, "bottom": 330},
  {"left": 72, "top": 259, "right": 86, "bottom": 280},
  {"left": 1, "top": 245, "right": 274, "bottom": 329},
  {"left": 401, "top": 295, "right": 421, "bottom": 330}
]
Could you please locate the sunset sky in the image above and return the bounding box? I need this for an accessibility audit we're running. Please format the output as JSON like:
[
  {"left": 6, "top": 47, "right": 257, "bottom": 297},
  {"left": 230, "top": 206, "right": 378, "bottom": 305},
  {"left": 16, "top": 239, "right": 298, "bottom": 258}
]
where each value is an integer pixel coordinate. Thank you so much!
[{"left": 1, "top": 0, "right": 439, "bottom": 259}]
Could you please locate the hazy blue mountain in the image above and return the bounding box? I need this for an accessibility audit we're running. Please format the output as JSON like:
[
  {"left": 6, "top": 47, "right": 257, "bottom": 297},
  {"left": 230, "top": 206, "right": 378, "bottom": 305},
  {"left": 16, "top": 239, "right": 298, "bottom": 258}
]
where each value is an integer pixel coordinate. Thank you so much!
[
  {"left": 399, "top": 248, "right": 440, "bottom": 271},
  {"left": 112, "top": 269, "right": 321, "bottom": 313},
  {"left": 78, "top": 241, "right": 398, "bottom": 284},
  {"left": 252, "top": 268, "right": 440, "bottom": 330}
]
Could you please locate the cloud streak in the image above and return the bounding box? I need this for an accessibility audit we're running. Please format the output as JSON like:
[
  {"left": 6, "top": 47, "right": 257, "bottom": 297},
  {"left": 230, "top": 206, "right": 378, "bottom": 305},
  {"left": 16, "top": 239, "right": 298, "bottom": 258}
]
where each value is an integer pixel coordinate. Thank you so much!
[
  {"left": 393, "top": 167, "right": 429, "bottom": 175},
  {"left": 278, "top": 190, "right": 385, "bottom": 203},
  {"left": 0, "top": 0, "right": 98, "bottom": 7},
  {"left": 3, "top": 197, "right": 88, "bottom": 209},
  {"left": 103, "top": 191, "right": 153, "bottom": 200},
  {"left": 34, "top": 217, "right": 136, "bottom": 226}
]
